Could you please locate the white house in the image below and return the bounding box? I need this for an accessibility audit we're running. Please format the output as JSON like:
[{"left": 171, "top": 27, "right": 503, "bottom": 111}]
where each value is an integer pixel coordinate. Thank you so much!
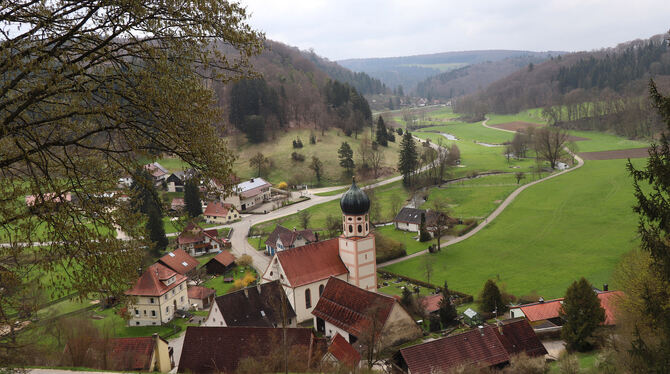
[
  {"left": 124, "top": 263, "right": 189, "bottom": 326},
  {"left": 221, "top": 177, "right": 272, "bottom": 211}
]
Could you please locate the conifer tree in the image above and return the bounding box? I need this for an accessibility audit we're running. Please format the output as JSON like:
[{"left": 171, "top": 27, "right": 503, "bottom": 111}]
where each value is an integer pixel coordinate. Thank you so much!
[
  {"left": 479, "top": 279, "right": 506, "bottom": 315},
  {"left": 375, "top": 116, "right": 388, "bottom": 147},
  {"left": 559, "top": 277, "right": 605, "bottom": 352},
  {"left": 146, "top": 204, "right": 168, "bottom": 257},
  {"left": 184, "top": 179, "right": 203, "bottom": 218},
  {"left": 398, "top": 131, "right": 418, "bottom": 186},
  {"left": 439, "top": 281, "right": 458, "bottom": 326},
  {"left": 338, "top": 142, "right": 355, "bottom": 175}
]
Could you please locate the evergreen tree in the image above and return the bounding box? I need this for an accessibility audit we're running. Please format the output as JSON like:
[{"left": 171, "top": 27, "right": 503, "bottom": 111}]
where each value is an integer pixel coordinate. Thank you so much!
[
  {"left": 398, "top": 131, "right": 418, "bottom": 186},
  {"left": 184, "top": 179, "right": 202, "bottom": 218},
  {"left": 419, "top": 213, "right": 431, "bottom": 242},
  {"left": 401, "top": 287, "right": 413, "bottom": 308},
  {"left": 559, "top": 277, "right": 605, "bottom": 352},
  {"left": 375, "top": 116, "right": 388, "bottom": 147},
  {"left": 130, "top": 169, "right": 161, "bottom": 215},
  {"left": 625, "top": 80, "right": 670, "bottom": 368},
  {"left": 244, "top": 114, "right": 265, "bottom": 144},
  {"left": 338, "top": 142, "right": 355, "bottom": 175},
  {"left": 439, "top": 281, "right": 458, "bottom": 326},
  {"left": 146, "top": 204, "right": 168, "bottom": 257},
  {"left": 429, "top": 314, "right": 442, "bottom": 332},
  {"left": 479, "top": 279, "right": 505, "bottom": 315}
]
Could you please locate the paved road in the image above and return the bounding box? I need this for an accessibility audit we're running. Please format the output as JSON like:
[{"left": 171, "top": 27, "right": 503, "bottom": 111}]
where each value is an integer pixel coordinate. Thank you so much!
[{"left": 379, "top": 119, "right": 585, "bottom": 267}]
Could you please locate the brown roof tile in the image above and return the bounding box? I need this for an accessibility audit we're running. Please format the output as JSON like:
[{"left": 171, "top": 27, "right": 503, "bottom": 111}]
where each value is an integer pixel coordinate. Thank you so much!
[
  {"left": 516, "top": 299, "right": 564, "bottom": 322},
  {"left": 209, "top": 250, "right": 235, "bottom": 267},
  {"left": 420, "top": 294, "right": 443, "bottom": 314},
  {"left": 275, "top": 239, "right": 348, "bottom": 287},
  {"left": 187, "top": 286, "right": 216, "bottom": 300},
  {"left": 399, "top": 325, "right": 510, "bottom": 373},
  {"left": 125, "top": 263, "right": 187, "bottom": 297},
  {"left": 328, "top": 333, "right": 361, "bottom": 368},
  {"left": 178, "top": 326, "right": 326, "bottom": 373},
  {"left": 203, "top": 201, "right": 235, "bottom": 217},
  {"left": 108, "top": 337, "right": 155, "bottom": 371},
  {"left": 158, "top": 249, "right": 199, "bottom": 275},
  {"left": 265, "top": 225, "right": 317, "bottom": 247},
  {"left": 177, "top": 222, "right": 220, "bottom": 245},
  {"left": 311, "top": 277, "right": 395, "bottom": 336},
  {"left": 597, "top": 290, "right": 624, "bottom": 325},
  {"left": 495, "top": 318, "right": 548, "bottom": 357}
]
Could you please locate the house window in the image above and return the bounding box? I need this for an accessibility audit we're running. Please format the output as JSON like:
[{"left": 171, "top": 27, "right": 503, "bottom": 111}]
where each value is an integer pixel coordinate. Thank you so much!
[
  {"left": 319, "top": 284, "right": 324, "bottom": 296},
  {"left": 143, "top": 310, "right": 147, "bottom": 315},
  {"left": 348, "top": 225, "right": 353, "bottom": 233},
  {"left": 179, "top": 284, "right": 183, "bottom": 290},
  {"left": 164, "top": 294, "right": 167, "bottom": 300},
  {"left": 172, "top": 289, "right": 175, "bottom": 295},
  {"left": 305, "top": 289, "right": 312, "bottom": 309},
  {"left": 166, "top": 306, "right": 169, "bottom": 313},
  {"left": 357, "top": 224, "right": 362, "bottom": 233},
  {"left": 136, "top": 321, "right": 140, "bottom": 326},
  {"left": 134, "top": 309, "right": 139, "bottom": 316},
  {"left": 152, "top": 311, "right": 156, "bottom": 317},
  {"left": 180, "top": 296, "right": 184, "bottom": 303},
  {"left": 150, "top": 298, "right": 154, "bottom": 304}
]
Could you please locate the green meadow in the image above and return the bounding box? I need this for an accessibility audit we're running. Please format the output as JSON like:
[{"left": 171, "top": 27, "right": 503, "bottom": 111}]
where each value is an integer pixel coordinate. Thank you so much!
[{"left": 384, "top": 158, "right": 642, "bottom": 299}]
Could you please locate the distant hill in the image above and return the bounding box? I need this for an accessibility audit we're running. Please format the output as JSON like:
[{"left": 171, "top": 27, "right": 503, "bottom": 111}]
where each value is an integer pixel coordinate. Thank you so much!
[
  {"left": 211, "top": 40, "right": 375, "bottom": 141},
  {"left": 338, "top": 50, "right": 563, "bottom": 93},
  {"left": 454, "top": 33, "right": 670, "bottom": 138},
  {"left": 415, "top": 54, "right": 555, "bottom": 100}
]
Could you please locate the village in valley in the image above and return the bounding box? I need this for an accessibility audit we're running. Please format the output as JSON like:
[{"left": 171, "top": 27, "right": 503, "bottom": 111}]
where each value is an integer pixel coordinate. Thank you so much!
[{"left": 3, "top": 1, "right": 670, "bottom": 374}]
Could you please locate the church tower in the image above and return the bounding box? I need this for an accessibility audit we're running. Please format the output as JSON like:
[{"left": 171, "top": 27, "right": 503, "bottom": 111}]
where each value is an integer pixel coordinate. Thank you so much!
[{"left": 338, "top": 179, "right": 377, "bottom": 291}]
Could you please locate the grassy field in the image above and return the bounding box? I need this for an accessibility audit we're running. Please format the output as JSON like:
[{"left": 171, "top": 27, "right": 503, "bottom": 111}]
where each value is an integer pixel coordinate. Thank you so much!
[
  {"left": 421, "top": 122, "right": 515, "bottom": 144},
  {"left": 568, "top": 130, "right": 649, "bottom": 152},
  {"left": 375, "top": 225, "right": 428, "bottom": 255},
  {"left": 485, "top": 108, "right": 546, "bottom": 125},
  {"left": 203, "top": 265, "right": 257, "bottom": 296},
  {"left": 229, "top": 128, "right": 401, "bottom": 187},
  {"left": 428, "top": 173, "right": 541, "bottom": 220},
  {"left": 384, "top": 158, "right": 642, "bottom": 299}
]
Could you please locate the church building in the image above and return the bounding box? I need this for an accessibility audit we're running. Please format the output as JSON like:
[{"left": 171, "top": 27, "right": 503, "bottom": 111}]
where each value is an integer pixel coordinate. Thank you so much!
[{"left": 261, "top": 180, "right": 377, "bottom": 322}]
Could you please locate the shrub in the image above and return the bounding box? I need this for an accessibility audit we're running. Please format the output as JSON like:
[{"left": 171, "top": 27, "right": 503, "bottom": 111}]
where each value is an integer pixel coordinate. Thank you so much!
[
  {"left": 242, "top": 272, "right": 256, "bottom": 286},
  {"left": 292, "top": 137, "right": 303, "bottom": 148},
  {"left": 291, "top": 152, "right": 305, "bottom": 162},
  {"left": 237, "top": 254, "right": 253, "bottom": 267},
  {"left": 429, "top": 314, "right": 442, "bottom": 332},
  {"left": 396, "top": 128, "right": 403, "bottom": 135},
  {"left": 309, "top": 133, "right": 316, "bottom": 144},
  {"left": 375, "top": 233, "right": 407, "bottom": 263},
  {"left": 479, "top": 279, "right": 507, "bottom": 314},
  {"left": 387, "top": 132, "right": 396, "bottom": 142},
  {"left": 277, "top": 181, "right": 288, "bottom": 190}
]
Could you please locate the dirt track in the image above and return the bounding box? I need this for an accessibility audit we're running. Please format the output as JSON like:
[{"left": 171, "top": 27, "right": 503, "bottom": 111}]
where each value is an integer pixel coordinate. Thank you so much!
[{"left": 578, "top": 147, "right": 650, "bottom": 160}]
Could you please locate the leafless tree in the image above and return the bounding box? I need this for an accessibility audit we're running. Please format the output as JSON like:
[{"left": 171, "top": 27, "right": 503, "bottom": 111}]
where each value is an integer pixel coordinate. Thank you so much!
[{"left": 533, "top": 127, "right": 569, "bottom": 169}]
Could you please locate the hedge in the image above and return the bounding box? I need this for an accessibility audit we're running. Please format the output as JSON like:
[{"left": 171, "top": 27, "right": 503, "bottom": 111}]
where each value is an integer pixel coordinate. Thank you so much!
[{"left": 377, "top": 269, "right": 474, "bottom": 304}]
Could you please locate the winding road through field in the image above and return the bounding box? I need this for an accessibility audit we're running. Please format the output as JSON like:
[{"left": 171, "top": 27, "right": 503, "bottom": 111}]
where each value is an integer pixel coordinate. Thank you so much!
[{"left": 379, "top": 119, "right": 584, "bottom": 267}]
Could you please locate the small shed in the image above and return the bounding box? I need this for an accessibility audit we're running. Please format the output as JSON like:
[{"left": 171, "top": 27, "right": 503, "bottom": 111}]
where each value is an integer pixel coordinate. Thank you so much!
[
  {"left": 463, "top": 308, "right": 484, "bottom": 327},
  {"left": 204, "top": 251, "right": 236, "bottom": 275},
  {"left": 188, "top": 286, "right": 216, "bottom": 310}
]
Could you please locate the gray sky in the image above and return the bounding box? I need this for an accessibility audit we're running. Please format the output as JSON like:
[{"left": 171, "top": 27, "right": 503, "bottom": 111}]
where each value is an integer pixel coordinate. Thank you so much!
[{"left": 239, "top": 0, "right": 670, "bottom": 61}]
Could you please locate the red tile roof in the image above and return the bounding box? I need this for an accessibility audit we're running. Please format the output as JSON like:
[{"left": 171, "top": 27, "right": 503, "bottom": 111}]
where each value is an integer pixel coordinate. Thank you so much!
[
  {"left": 328, "top": 333, "right": 361, "bottom": 368},
  {"left": 496, "top": 319, "right": 548, "bottom": 357},
  {"left": 158, "top": 249, "right": 199, "bottom": 275},
  {"left": 171, "top": 198, "right": 185, "bottom": 210},
  {"left": 274, "top": 239, "right": 348, "bottom": 287},
  {"left": 597, "top": 290, "right": 624, "bottom": 325},
  {"left": 125, "top": 263, "right": 187, "bottom": 297},
  {"left": 178, "top": 327, "right": 327, "bottom": 373},
  {"left": 177, "top": 222, "right": 220, "bottom": 245},
  {"left": 187, "top": 286, "right": 215, "bottom": 300},
  {"left": 204, "top": 201, "right": 235, "bottom": 217},
  {"left": 420, "top": 294, "right": 443, "bottom": 314},
  {"left": 265, "top": 225, "right": 317, "bottom": 248},
  {"left": 399, "top": 319, "right": 546, "bottom": 374},
  {"left": 312, "top": 277, "right": 395, "bottom": 336},
  {"left": 516, "top": 299, "right": 564, "bottom": 322},
  {"left": 210, "top": 250, "right": 235, "bottom": 267},
  {"left": 108, "top": 337, "right": 155, "bottom": 371}
]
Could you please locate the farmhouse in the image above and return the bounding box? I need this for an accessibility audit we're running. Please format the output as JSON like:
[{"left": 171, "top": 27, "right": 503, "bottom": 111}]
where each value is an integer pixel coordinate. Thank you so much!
[
  {"left": 203, "top": 250, "right": 236, "bottom": 275},
  {"left": 144, "top": 162, "right": 169, "bottom": 184},
  {"left": 203, "top": 200, "right": 239, "bottom": 224},
  {"left": 221, "top": 177, "right": 272, "bottom": 211},
  {"left": 124, "top": 263, "right": 189, "bottom": 326},
  {"left": 176, "top": 222, "right": 225, "bottom": 257},
  {"left": 265, "top": 224, "right": 317, "bottom": 255},
  {"left": 393, "top": 207, "right": 448, "bottom": 234},
  {"left": 178, "top": 327, "right": 327, "bottom": 373},
  {"left": 203, "top": 280, "right": 296, "bottom": 327},
  {"left": 394, "top": 319, "right": 547, "bottom": 374},
  {"left": 312, "top": 277, "right": 421, "bottom": 349},
  {"left": 261, "top": 180, "right": 378, "bottom": 323},
  {"left": 157, "top": 249, "right": 199, "bottom": 276}
]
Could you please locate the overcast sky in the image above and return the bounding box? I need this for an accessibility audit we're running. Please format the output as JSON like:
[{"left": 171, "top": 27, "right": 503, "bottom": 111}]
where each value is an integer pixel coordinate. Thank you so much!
[{"left": 238, "top": 0, "right": 670, "bottom": 61}]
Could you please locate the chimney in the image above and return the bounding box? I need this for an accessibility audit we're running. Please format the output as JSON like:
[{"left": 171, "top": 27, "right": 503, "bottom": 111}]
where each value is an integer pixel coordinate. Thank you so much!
[
  {"left": 497, "top": 320, "right": 504, "bottom": 335},
  {"left": 250, "top": 178, "right": 254, "bottom": 183},
  {"left": 257, "top": 284, "right": 262, "bottom": 294},
  {"left": 478, "top": 326, "right": 484, "bottom": 336},
  {"left": 293, "top": 227, "right": 297, "bottom": 232},
  {"left": 243, "top": 288, "right": 249, "bottom": 298},
  {"left": 603, "top": 284, "right": 608, "bottom": 292},
  {"left": 538, "top": 297, "right": 544, "bottom": 303}
]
